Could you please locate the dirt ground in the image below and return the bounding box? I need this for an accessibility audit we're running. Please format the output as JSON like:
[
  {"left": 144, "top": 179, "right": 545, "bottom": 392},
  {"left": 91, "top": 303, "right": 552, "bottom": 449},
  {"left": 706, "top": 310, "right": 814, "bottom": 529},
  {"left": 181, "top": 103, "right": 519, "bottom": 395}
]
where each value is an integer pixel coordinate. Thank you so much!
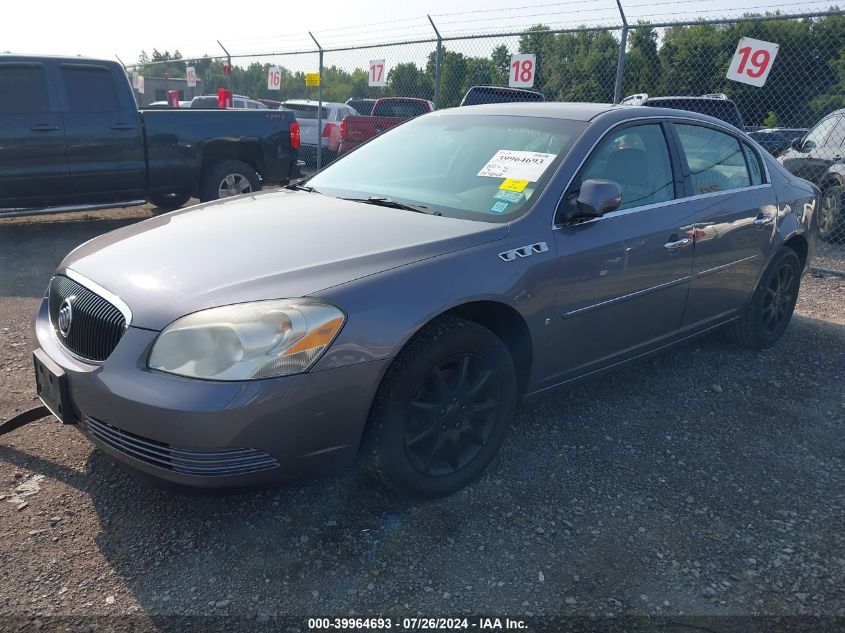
[{"left": 0, "top": 210, "right": 843, "bottom": 632}]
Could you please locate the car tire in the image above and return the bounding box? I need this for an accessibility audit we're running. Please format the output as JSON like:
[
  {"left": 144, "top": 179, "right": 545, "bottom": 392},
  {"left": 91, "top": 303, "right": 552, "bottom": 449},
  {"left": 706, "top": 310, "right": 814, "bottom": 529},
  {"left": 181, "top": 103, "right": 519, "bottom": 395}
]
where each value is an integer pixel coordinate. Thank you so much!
[
  {"left": 147, "top": 191, "right": 191, "bottom": 212},
  {"left": 725, "top": 248, "right": 802, "bottom": 350},
  {"left": 199, "top": 160, "right": 261, "bottom": 202},
  {"left": 819, "top": 184, "right": 845, "bottom": 243},
  {"left": 364, "top": 316, "right": 517, "bottom": 498}
]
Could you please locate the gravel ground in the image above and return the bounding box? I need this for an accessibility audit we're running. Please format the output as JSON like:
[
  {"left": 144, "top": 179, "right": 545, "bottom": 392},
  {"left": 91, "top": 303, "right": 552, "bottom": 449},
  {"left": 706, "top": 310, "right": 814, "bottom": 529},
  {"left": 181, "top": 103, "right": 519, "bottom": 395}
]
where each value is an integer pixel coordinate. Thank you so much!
[{"left": 0, "top": 210, "right": 843, "bottom": 631}]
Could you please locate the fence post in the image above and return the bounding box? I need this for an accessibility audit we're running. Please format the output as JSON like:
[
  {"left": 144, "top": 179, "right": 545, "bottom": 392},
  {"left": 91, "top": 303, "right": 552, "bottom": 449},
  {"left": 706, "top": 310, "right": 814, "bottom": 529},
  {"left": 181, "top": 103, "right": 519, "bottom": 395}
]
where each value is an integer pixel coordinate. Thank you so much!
[
  {"left": 428, "top": 15, "right": 442, "bottom": 110},
  {"left": 310, "top": 32, "right": 324, "bottom": 169},
  {"left": 613, "top": 0, "right": 628, "bottom": 104},
  {"left": 217, "top": 40, "right": 232, "bottom": 93}
]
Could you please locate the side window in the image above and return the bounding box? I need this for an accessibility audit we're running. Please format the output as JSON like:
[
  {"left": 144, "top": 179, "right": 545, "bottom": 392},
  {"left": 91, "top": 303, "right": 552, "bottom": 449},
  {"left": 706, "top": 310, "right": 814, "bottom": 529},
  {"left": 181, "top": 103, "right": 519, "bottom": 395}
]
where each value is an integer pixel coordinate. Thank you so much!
[
  {"left": 0, "top": 64, "right": 49, "bottom": 114},
  {"left": 803, "top": 117, "right": 837, "bottom": 149},
  {"left": 234, "top": 99, "right": 245, "bottom": 109},
  {"left": 675, "top": 124, "right": 750, "bottom": 195},
  {"left": 827, "top": 117, "right": 845, "bottom": 148},
  {"left": 247, "top": 101, "right": 259, "bottom": 109},
  {"left": 61, "top": 65, "right": 120, "bottom": 113},
  {"left": 577, "top": 124, "right": 674, "bottom": 210},
  {"left": 742, "top": 143, "right": 764, "bottom": 186}
]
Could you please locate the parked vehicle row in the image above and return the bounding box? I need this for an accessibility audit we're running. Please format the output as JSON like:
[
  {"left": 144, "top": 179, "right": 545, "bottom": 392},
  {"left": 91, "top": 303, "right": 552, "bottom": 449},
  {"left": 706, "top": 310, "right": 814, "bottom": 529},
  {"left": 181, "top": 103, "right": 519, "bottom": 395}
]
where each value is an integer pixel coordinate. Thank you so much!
[
  {"left": 778, "top": 108, "right": 845, "bottom": 242},
  {"left": 0, "top": 56, "right": 301, "bottom": 214}
]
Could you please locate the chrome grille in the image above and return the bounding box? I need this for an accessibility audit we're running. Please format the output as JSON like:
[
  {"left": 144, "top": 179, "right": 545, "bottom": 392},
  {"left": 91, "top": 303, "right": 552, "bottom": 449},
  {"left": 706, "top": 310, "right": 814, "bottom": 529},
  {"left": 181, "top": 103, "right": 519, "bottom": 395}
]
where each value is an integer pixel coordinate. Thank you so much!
[
  {"left": 49, "top": 275, "right": 126, "bottom": 362},
  {"left": 85, "top": 417, "right": 280, "bottom": 477}
]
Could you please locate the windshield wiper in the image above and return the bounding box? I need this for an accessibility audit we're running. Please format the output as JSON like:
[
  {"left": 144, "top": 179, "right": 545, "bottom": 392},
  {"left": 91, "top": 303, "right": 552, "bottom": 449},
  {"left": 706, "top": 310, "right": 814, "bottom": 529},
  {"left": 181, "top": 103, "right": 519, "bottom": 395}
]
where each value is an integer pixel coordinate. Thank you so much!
[
  {"left": 285, "top": 180, "right": 321, "bottom": 194},
  {"left": 340, "top": 196, "right": 441, "bottom": 216}
]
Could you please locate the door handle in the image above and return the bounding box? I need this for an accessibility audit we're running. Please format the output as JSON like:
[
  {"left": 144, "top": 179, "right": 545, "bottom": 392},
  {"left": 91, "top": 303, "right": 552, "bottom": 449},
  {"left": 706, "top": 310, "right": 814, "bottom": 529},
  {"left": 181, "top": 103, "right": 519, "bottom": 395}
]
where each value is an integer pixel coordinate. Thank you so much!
[
  {"left": 110, "top": 123, "right": 136, "bottom": 131},
  {"left": 31, "top": 124, "right": 60, "bottom": 132},
  {"left": 664, "top": 237, "right": 691, "bottom": 251},
  {"left": 753, "top": 215, "right": 774, "bottom": 226}
]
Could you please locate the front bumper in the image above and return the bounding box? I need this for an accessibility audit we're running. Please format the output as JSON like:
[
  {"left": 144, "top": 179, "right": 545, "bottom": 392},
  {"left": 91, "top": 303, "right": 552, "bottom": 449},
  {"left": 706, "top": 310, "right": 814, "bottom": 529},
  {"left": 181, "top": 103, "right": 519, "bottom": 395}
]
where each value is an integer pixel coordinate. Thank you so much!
[{"left": 33, "top": 296, "right": 389, "bottom": 488}]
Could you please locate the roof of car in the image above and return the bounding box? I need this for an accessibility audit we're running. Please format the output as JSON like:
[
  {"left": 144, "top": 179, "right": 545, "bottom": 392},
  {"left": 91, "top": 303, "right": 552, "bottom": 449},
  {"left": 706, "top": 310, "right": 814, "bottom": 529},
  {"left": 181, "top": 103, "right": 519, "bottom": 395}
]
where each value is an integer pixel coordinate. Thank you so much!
[
  {"left": 443, "top": 101, "right": 743, "bottom": 129},
  {"left": 284, "top": 99, "right": 347, "bottom": 107},
  {"left": 446, "top": 102, "right": 616, "bottom": 120}
]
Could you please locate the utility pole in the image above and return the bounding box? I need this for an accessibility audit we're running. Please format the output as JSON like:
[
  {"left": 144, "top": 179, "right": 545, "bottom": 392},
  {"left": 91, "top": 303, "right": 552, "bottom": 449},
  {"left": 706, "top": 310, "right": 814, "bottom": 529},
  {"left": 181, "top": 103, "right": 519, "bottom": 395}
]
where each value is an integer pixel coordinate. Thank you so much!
[
  {"left": 428, "top": 15, "right": 442, "bottom": 110},
  {"left": 309, "top": 32, "right": 324, "bottom": 169}
]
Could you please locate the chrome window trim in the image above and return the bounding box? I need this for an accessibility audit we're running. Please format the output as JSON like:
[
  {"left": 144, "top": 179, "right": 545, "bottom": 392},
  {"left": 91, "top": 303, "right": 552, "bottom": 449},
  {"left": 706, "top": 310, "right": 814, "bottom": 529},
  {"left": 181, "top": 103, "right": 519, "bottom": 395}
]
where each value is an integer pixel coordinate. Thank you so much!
[
  {"left": 553, "top": 114, "right": 774, "bottom": 229},
  {"left": 63, "top": 268, "right": 133, "bottom": 325}
]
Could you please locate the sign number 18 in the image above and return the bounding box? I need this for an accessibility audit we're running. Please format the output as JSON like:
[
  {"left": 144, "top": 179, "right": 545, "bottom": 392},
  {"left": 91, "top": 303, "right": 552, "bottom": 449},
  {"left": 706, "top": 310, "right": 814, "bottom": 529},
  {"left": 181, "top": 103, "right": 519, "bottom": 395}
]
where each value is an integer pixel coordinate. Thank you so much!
[{"left": 509, "top": 54, "right": 536, "bottom": 88}]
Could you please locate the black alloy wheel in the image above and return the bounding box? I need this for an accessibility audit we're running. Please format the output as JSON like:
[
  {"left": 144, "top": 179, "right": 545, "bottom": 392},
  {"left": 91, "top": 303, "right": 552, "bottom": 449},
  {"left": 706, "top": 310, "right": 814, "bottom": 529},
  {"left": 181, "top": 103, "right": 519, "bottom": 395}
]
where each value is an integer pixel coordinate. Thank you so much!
[{"left": 404, "top": 353, "right": 501, "bottom": 477}]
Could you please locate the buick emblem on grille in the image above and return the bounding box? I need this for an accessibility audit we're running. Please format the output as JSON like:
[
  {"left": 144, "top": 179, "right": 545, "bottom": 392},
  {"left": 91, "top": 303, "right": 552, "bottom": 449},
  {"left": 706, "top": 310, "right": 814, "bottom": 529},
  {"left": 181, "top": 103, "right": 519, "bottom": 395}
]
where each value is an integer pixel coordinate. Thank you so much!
[{"left": 57, "top": 296, "right": 75, "bottom": 338}]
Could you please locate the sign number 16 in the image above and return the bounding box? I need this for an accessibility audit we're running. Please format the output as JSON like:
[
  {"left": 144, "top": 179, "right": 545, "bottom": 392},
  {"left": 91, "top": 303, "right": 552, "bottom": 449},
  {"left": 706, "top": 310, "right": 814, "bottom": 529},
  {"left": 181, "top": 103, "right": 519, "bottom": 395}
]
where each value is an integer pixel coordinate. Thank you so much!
[{"left": 726, "top": 37, "right": 779, "bottom": 87}]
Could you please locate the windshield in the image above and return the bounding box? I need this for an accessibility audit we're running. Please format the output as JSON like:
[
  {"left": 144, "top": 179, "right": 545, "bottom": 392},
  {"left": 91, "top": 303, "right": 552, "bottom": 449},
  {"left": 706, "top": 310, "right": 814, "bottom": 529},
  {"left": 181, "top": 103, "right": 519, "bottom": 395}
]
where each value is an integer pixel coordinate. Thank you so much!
[{"left": 307, "top": 113, "right": 586, "bottom": 222}]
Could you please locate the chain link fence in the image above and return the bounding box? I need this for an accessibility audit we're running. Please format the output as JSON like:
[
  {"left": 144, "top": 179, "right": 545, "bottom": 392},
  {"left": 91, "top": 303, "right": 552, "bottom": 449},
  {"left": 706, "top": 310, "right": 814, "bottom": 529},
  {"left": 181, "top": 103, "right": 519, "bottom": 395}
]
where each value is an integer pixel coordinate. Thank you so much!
[{"left": 124, "top": 5, "right": 845, "bottom": 273}]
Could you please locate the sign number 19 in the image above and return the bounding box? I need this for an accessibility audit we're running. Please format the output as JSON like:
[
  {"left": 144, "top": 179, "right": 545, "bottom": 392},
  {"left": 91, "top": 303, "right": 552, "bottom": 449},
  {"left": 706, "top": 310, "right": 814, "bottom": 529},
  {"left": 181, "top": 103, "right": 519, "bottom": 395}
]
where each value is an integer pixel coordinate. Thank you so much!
[
  {"left": 735, "top": 46, "right": 770, "bottom": 78},
  {"left": 509, "top": 53, "right": 536, "bottom": 88},
  {"left": 726, "top": 37, "right": 778, "bottom": 87}
]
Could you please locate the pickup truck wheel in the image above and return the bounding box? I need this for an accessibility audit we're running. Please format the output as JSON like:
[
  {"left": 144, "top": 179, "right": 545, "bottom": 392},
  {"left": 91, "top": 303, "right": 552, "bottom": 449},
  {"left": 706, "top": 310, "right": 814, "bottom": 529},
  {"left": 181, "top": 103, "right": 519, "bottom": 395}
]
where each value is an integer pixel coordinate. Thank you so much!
[
  {"left": 725, "top": 248, "right": 801, "bottom": 350},
  {"left": 819, "top": 185, "right": 844, "bottom": 243},
  {"left": 200, "top": 160, "right": 261, "bottom": 202},
  {"left": 364, "top": 316, "right": 517, "bottom": 498},
  {"left": 148, "top": 191, "right": 191, "bottom": 212}
]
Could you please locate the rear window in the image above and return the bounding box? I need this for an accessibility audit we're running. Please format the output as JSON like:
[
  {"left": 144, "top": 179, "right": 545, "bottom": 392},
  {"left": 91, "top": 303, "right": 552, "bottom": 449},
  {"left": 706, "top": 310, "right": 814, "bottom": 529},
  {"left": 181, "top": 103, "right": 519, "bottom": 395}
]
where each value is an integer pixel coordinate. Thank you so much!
[
  {"left": 284, "top": 103, "right": 328, "bottom": 119},
  {"left": 0, "top": 64, "right": 48, "bottom": 113},
  {"left": 190, "top": 96, "right": 219, "bottom": 109},
  {"left": 372, "top": 100, "right": 429, "bottom": 118},
  {"left": 462, "top": 87, "right": 545, "bottom": 106},
  {"left": 61, "top": 65, "right": 120, "bottom": 113}
]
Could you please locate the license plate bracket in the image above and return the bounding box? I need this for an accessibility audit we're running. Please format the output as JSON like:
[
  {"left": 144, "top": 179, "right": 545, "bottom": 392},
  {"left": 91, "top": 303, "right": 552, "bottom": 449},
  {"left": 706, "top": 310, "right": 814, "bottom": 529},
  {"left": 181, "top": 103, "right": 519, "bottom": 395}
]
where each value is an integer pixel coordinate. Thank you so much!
[{"left": 33, "top": 349, "right": 75, "bottom": 424}]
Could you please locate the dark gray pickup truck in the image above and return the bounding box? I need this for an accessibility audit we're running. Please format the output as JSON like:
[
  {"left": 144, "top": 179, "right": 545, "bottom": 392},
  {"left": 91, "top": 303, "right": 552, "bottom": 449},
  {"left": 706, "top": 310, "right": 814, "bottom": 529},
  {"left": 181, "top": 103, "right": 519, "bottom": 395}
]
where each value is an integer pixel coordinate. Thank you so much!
[{"left": 0, "top": 55, "right": 301, "bottom": 214}]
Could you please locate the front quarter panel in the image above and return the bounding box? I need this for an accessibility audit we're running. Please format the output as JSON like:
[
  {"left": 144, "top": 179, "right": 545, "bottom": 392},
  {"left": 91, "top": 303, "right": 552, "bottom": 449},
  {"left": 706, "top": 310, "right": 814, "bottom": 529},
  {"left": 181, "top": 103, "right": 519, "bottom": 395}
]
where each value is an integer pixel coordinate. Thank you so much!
[{"left": 311, "top": 222, "right": 559, "bottom": 391}]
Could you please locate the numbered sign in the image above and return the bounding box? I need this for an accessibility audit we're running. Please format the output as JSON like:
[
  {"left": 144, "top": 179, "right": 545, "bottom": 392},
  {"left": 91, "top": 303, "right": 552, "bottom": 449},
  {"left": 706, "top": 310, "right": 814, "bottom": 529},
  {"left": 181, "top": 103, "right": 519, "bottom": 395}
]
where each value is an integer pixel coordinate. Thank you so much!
[
  {"left": 186, "top": 66, "right": 196, "bottom": 88},
  {"left": 136, "top": 75, "right": 144, "bottom": 94},
  {"left": 267, "top": 66, "right": 282, "bottom": 91},
  {"left": 509, "top": 54, "right": 536, "bottom": 88},
  {"left": 726, "top": 37, "right": 779, "bottom": 87},
  {"left": 305, "top": 72, "right": 320, "bottom": 87},
  {"left": 369, "top": 60, "right": 386, "bottom": 87}
]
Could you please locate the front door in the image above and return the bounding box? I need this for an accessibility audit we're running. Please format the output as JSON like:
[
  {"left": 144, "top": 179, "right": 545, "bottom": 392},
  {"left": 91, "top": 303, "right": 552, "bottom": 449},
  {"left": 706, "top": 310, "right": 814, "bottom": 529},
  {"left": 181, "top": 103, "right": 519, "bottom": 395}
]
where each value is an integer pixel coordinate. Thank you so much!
[
  {"left": 671, "top": 122, "right": 776, "bottom": 328},
  {"left": 58, "top": 62, "right": 145, "bottom": 203},
  {"left": 0, "top": 61, "right": 69, "bottom": 207},
  {"left": 549, "top": 122, "right": 695, "bottom": 383}
]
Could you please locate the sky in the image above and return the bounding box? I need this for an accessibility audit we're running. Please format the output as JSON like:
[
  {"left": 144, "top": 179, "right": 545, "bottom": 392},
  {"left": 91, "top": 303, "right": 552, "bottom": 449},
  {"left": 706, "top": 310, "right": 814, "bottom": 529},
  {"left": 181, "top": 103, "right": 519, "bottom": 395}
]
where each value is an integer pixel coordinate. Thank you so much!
[{"left": 3, "top": 0, "right": 834, "bottom": 65}]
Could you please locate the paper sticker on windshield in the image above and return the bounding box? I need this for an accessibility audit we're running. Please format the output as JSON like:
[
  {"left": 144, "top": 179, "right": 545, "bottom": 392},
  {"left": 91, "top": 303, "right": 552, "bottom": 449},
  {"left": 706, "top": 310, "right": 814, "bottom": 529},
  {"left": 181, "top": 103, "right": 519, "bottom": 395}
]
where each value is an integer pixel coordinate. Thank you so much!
[
  {"left": 494, "top": 190, "right": 525, "bottom": 203},
  {"left": 489, "top": 201, "right": 510, "bottom": 213},
  {"left": 478, "top": 150, "right": 557, "bottom": 181},
  {"left": 499, "top": 179, "right": 529, "bottom": 193}
]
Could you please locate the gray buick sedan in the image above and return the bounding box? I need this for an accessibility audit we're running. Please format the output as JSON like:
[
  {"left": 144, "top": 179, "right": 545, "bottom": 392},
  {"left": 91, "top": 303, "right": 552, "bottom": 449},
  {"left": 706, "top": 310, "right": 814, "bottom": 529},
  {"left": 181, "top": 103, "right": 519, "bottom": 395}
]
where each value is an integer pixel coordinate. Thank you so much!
[{"left": 31, "top": 103, "right": 818, "bottom": 497}]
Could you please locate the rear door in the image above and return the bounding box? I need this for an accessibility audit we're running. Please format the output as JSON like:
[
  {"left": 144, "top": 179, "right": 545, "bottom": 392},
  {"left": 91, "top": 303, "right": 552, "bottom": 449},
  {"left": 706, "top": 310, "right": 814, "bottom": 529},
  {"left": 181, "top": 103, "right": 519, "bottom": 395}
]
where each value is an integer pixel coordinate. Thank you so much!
[
  {"left": 0, "top": 61, "right": 68, "bottom": 206},
  {"left": 671, "top": 122, "right": 777, "bottom": 328},
  {"left": 550, "top": 121, "right": 696, "bottom": 381},
  {"left": 58, "top": 62, "right": 145, "bottom": 202}
]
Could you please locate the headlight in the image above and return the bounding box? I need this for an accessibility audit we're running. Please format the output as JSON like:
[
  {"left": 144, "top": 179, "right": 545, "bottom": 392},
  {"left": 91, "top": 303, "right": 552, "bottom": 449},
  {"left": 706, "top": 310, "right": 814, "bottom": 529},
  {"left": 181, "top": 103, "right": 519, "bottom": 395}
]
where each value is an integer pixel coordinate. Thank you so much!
[{"left": 148, "top": 299, "right": 345, "bottom": 380}]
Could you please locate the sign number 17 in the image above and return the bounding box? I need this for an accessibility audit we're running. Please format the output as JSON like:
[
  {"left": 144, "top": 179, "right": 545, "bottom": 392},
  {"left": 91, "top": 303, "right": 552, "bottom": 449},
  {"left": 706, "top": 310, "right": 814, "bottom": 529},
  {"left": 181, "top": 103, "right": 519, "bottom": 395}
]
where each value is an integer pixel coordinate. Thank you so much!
[{"left": 369, "top": 60, "right": 386, "bottom": 87}]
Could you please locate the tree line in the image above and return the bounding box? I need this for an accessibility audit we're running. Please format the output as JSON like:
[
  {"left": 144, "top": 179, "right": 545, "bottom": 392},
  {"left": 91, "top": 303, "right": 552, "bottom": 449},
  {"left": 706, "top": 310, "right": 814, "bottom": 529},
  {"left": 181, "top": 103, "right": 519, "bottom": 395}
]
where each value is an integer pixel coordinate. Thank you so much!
[{"left": 133, "top": 12, "right": 845, "bottom": 127}]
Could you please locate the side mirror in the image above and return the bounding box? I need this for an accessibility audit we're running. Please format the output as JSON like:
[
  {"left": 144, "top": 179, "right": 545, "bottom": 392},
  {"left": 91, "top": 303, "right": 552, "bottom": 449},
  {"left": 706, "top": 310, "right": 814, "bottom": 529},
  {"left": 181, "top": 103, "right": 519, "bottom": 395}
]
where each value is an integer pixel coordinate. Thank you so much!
[
  {"left": 789, "top": 137, "right": 802, "bottom": 151},
  {"left": 560, "top": 179, "right": 623, "bottom": 223}
]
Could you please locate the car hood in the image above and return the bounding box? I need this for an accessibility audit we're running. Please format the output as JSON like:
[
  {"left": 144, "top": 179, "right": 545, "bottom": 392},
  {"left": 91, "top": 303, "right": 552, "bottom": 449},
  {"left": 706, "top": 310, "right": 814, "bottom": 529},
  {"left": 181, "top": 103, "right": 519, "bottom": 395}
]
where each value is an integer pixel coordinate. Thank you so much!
[{"left": 61, "top": 190, "right": 508, "bottom": 330}]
